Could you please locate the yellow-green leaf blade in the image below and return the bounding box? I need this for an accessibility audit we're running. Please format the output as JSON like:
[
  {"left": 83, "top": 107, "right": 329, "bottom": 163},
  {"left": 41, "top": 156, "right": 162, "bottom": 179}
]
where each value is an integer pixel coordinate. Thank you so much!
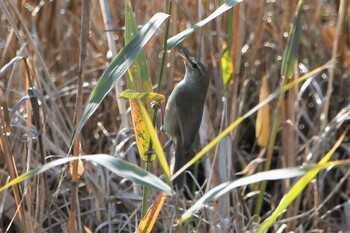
[
  {"left": 281, "top": 0, "right": 304, "bottom": 78},
  {"left": 138, "top": 100, "right": 170, "bottom": 181},
  {"left": 125, "top": 0, "right": 157, "bottom": 160},
  {"left": 118, "top": 89, "right": 165, "bottom": 104},
  {"left": 70, "top": 12, "right": 169, "bottom": 150},
  {"left": 258, "top": 131, "right": 346, "bottom": 233}
]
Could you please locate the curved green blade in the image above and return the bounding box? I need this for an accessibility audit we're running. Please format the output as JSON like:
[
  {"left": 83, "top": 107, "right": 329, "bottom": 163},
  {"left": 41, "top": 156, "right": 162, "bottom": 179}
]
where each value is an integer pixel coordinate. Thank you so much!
[
  {"left": 258, "top": 132, "right": 346, "bottom": 233},
  {"left": 167, "top": 0, "right": 243, "bottom": 49},
  {"left": 179, "top": 159, "right": 347, "bottom": 223},
  {"left": 281, "top": 0, "right": 304, "bottom": 78},
  {"left": 70, "top": 12, "right": 169, "bottom": 150},
  {"left": 0, "top": 154, "right": 172, "bottom": 195},
  {"left": 179, "top": 166, "right": 307, "bottom": 222}
]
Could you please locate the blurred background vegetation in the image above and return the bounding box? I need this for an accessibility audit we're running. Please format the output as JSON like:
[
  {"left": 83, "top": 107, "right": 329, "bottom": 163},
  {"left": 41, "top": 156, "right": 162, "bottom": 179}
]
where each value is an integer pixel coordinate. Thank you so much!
[{"left": 0, "top": 0, "right": 349, "bottom": 232}]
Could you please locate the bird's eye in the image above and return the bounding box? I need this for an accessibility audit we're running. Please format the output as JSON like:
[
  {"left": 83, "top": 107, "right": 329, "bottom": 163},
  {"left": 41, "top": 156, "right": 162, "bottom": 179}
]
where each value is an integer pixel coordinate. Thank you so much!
[{"left": 191, "top": 63, "right": 198, "bottom": 69}]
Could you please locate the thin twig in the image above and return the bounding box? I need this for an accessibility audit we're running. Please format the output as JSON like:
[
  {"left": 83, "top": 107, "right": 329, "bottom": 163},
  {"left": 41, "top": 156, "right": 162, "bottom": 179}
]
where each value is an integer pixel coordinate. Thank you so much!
[
  {"left": 320, "top": 0, "right": 349, "bottom": 130},
  {"left": 69, "top": 0, "right": 90, "bottom": 232}
]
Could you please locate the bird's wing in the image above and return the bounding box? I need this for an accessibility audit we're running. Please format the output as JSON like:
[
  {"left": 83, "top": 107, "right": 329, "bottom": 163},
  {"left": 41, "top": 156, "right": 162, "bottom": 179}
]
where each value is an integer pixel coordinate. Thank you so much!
[{"left": 174, "top": 85, "right": 203, "bottom": 150}]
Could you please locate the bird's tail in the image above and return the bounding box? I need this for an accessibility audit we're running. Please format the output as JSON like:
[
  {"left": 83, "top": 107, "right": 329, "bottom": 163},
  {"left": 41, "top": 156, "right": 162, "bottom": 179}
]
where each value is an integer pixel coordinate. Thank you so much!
[{"left": 173, "top": 140, "right": 193, "bottom": 190}]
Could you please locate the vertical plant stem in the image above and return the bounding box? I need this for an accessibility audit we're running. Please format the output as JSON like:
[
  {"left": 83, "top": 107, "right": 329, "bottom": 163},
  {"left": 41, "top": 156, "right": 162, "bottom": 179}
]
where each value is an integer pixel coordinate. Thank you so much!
[
  {"left": 255, "top": 87, "right": 285, "bottom": 216},
  {"left": 24, "top": 63, "right": 34, "bottom": 233},
  {"left": 69, "top": 184, "right": 78, "bottom": 233},
  {"left": 28, "top": 88, "right": 47, "bottom": 233},
  {"left": 69, "top": 0, "right": 90, "bottom": 232},
  {"left": 320, "top": 0, "right": 349, "bottom": 130},
  {"left": 141, "top": 0, "right": 173, "bottom": 218},
  {"left": 0, "top": 89, "right": 29, "bottom": 233},
  {"left": 141, "top": 156, "right": 152, "bottom": 217},
  {"left": 255, "top": 0, "right": 304, "bottom": 216},
  {"left": 156, "top": 1, "right": 173, "bottom": 94},
  {"left": 100, "top": 0, "right": 129, "bottom": 127}
]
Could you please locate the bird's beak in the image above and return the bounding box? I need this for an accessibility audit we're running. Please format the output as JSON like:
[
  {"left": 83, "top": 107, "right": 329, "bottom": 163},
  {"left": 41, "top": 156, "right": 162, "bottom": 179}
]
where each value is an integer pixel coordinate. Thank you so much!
[{"left": 178, "top": 52, "right": 190, "bottom": 65}]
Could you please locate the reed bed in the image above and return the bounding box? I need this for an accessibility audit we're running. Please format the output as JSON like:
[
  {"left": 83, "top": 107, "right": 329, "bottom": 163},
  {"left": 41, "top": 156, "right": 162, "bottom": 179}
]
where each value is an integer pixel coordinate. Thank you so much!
[{"left": 0, "top": 0, "right": 349, "bottom": 232}]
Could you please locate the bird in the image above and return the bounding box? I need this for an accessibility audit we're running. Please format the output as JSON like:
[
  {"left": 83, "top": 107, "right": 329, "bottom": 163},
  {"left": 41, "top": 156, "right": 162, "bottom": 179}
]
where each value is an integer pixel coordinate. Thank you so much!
[{"left": 162, "top": 47, "right": 210, "bottom": 190}]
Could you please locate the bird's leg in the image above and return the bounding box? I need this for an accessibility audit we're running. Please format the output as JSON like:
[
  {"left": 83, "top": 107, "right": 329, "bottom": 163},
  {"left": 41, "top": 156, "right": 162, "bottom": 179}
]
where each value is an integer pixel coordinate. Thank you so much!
[
  {"left": 144, "top": 139, "right": 173, "bottom": 156},
  {"left": 163, "top": 139, "right": 173, "bottom": 150},
  {"left": 150, "top": 101, "right": 160, "bottom": 110},
  {"left": 144, "top": 150, "right": 156, "bottom": 156},
  {"left": 144, "top": 101, "right": 165, "bottom": 157}
]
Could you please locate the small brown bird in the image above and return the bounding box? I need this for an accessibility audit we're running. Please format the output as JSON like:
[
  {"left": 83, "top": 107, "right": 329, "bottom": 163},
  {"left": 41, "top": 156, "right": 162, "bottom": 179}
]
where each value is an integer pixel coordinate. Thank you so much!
[{"left": 163, "top": 48, "right": 210, "bottom": 189}]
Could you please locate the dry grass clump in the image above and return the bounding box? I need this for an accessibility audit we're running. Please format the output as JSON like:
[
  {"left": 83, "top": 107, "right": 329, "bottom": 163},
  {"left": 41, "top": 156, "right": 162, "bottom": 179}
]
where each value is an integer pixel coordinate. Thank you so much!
[{"left": 0, "top": 0, "right": 349, "bottom": 232}]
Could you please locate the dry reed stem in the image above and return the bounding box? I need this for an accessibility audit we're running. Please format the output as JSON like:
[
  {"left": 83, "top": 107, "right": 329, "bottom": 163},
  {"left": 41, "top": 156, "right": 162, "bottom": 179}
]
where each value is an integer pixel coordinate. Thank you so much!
[{"left": 0, "top": 0, "right": 348, "bottom": 232}]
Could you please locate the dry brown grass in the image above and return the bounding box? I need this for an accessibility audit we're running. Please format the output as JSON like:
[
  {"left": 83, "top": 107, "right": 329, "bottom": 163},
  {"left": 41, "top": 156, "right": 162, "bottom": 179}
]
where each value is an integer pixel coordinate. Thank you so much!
[{"left": 0, "top": 0, "right": 349, "bottom": 232}]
